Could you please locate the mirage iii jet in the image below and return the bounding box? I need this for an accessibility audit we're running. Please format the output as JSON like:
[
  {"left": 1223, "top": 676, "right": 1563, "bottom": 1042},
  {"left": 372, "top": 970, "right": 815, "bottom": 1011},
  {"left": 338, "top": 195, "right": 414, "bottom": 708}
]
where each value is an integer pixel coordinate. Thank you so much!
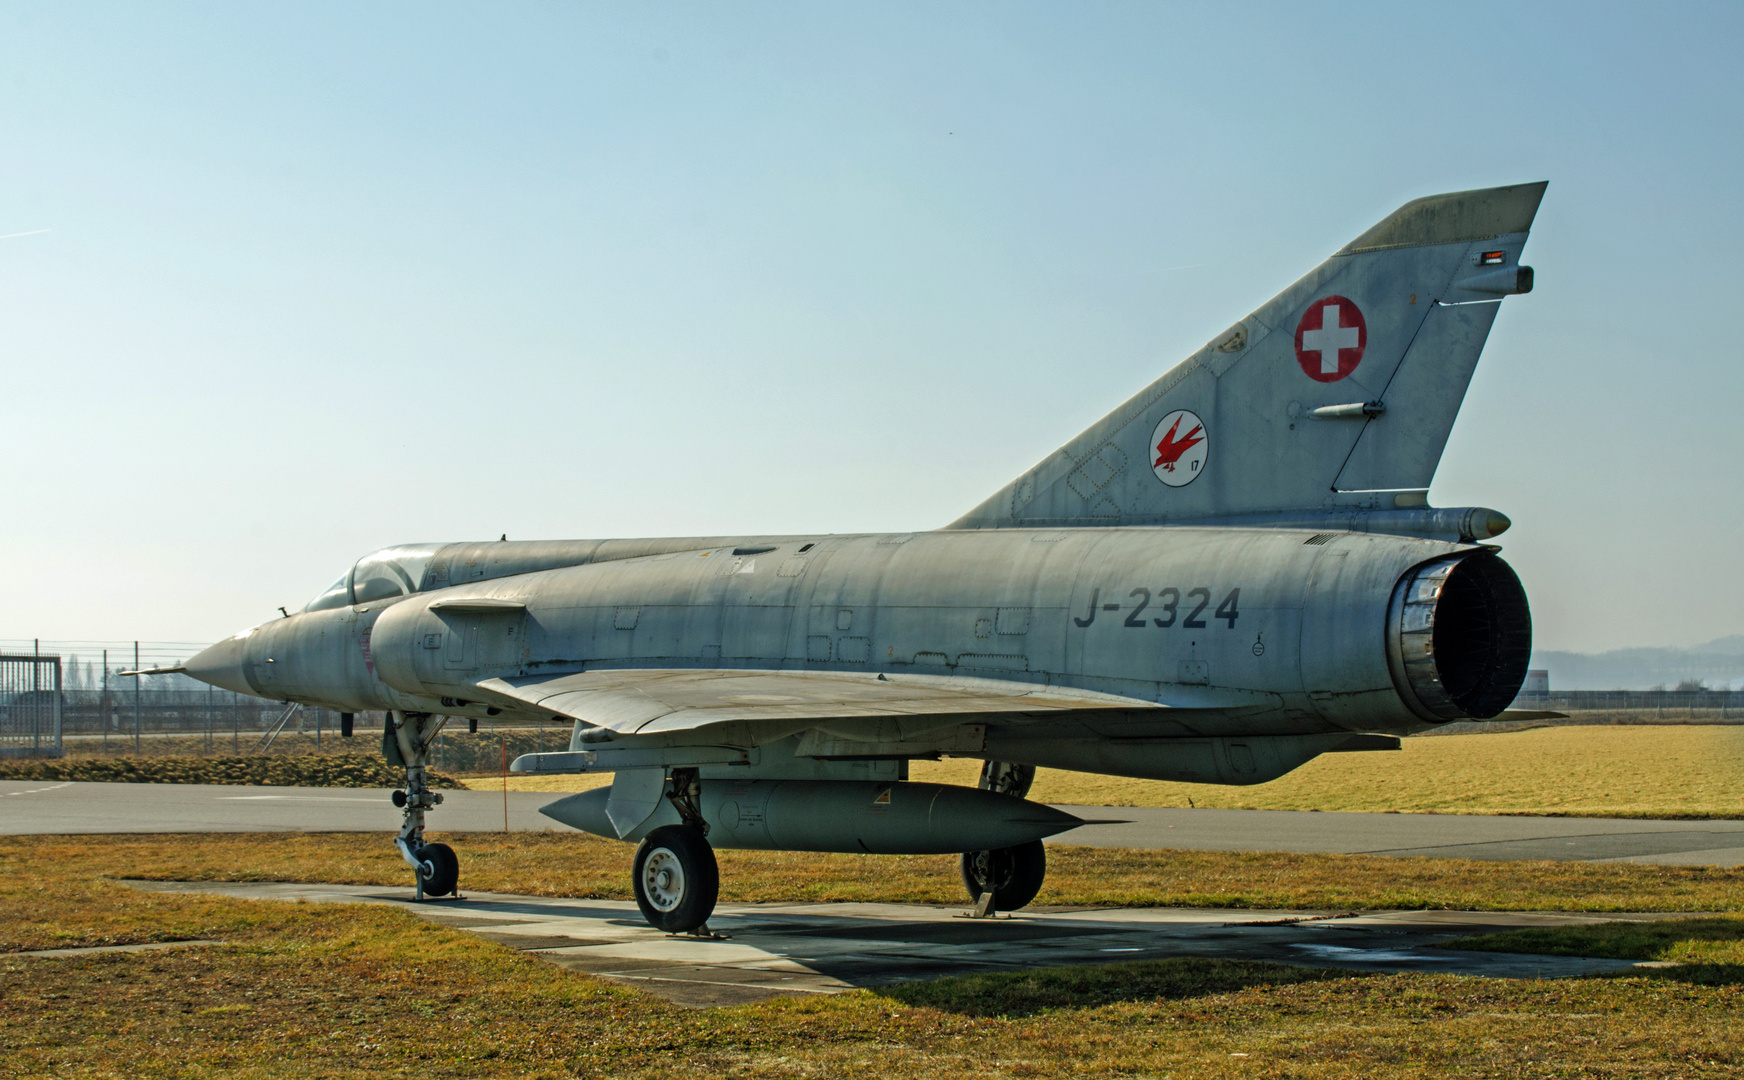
[{"left": 174, "top": 182, "right": 1545, "bottom": 933}]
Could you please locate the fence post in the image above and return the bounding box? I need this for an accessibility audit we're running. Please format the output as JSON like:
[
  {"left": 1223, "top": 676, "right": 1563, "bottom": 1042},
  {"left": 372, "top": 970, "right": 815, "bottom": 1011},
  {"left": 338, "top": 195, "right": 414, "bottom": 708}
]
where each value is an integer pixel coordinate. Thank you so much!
[
  {"left": 52, "top": 657, "right": 62, "bottom": 758},
  {"left": 102, "top": 649, "right": 108, "bottom": 750},
  {"left": 233, "top": 692, "right": 240, "bottom": 754},
  {"left": 31, "top": 640, "right": 40, "bottom": 755},
  {"left": 133, "top": 641, "right": 141, "bottom": 755}
]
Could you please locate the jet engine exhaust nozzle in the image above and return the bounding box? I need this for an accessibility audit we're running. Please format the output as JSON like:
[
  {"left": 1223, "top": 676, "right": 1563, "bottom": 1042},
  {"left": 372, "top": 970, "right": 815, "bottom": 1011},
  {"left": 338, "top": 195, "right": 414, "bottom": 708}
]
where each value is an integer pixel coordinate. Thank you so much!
[{"left": 1387, "top": 551, "right": 1532, "bottom": 722}]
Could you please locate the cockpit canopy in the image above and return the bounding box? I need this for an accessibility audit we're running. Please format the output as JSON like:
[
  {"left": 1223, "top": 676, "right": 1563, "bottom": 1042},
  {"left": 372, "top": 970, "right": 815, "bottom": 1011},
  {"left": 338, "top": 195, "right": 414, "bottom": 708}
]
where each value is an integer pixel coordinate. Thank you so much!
[{"left": 302, "top": 544, "right": 444, "bottom": 613}]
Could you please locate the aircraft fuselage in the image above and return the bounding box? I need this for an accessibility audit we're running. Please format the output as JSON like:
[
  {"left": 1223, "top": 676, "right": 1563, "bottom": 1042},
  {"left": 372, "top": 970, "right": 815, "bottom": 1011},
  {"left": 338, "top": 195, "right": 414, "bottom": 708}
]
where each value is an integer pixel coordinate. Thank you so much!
[{"left": 189, "top": 526, "right": 1524, "bottom": 786}]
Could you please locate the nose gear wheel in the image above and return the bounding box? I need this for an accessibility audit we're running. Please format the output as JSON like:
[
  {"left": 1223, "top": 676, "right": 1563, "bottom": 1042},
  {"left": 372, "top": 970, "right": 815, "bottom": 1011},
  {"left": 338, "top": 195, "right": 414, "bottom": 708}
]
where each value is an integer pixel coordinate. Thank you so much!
[{"left": 415, "top": 842, "right": 459, "bottom": 897}]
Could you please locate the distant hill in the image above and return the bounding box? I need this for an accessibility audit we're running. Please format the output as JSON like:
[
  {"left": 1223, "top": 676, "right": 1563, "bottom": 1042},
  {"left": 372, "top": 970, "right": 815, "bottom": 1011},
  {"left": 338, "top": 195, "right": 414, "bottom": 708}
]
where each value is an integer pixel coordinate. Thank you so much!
[{"left": 1532, "top": 635, "right": 1744, "bottom": 690}]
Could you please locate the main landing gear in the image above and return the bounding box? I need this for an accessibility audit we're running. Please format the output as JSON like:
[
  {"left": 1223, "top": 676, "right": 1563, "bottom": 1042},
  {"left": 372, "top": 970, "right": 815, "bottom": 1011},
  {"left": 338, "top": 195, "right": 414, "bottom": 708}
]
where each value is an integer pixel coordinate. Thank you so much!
[
  {"left": 963, "top": 760, "right": 1047, "bottom": 916},
  {"left": 607, "top": 763, "right": 1053, "bottom": 932},
  {"left": 633, "top": 825, "right": 720, "bottom": 932},
  {"left": 630, "top": 769, "right": 721, "bottom": 935},
  {"left": 961, "top": 841, "right": 1048, "bottom": 915},
  {"left": 385, "top": 710, "right": 461, "bottom": 900}
]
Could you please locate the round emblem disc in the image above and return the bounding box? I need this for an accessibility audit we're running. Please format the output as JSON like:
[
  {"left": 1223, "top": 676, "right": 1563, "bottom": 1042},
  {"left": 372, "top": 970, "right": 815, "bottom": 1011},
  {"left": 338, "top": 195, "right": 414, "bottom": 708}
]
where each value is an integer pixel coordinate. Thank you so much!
[
  {"left": 1293, "top": 295, "right": 1367, "bottom": 382},
  {"left": 1151, "top": 409, "right": 1208, "bottom": 487}
]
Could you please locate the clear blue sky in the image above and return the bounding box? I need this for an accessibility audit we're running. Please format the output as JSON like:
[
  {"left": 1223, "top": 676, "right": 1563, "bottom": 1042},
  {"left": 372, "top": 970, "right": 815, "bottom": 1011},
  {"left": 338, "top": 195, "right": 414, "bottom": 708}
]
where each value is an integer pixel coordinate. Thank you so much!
[{"left": 3, "top": 2, "right": 1740, "bottom": 654}]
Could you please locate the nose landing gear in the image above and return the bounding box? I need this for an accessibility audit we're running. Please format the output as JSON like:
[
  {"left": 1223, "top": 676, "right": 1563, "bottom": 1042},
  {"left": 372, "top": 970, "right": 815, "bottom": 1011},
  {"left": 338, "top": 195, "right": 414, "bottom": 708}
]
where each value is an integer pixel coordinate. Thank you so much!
[{"left": 384, "top": 710, "right": 461, "bottom": 900}]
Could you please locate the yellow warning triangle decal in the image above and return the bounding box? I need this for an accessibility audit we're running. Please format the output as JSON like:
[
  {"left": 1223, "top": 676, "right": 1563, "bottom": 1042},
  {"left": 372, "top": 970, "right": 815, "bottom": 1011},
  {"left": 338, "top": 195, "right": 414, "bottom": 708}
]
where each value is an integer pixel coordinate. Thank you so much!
[{"left": 872, "top": 788, "right": 891, "bottom": 805}]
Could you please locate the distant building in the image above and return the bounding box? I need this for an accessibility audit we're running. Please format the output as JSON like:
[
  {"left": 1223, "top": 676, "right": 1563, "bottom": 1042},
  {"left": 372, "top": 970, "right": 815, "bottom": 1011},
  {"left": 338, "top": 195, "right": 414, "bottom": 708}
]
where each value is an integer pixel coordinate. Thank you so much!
[{"left": 1521, "top": 669, "right": 1550, "bottom": 694}]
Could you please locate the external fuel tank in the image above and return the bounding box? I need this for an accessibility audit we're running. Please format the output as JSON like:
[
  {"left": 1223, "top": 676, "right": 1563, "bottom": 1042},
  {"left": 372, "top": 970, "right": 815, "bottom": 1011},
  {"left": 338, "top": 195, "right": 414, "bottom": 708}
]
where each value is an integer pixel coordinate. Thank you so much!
[{"left": 539, "top": 780, "right": 1085, "bottom": 854}]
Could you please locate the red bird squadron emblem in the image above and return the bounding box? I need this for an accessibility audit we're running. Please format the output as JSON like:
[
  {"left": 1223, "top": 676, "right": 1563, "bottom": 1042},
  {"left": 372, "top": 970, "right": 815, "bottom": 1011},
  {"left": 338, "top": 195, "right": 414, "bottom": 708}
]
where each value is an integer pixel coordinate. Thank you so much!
[
  {"left": 1149, "top": 409, "right": 1208, "bottom": 487},
  {"left": 1154, "top": 416, "right": 1204, "bottom": 471}
]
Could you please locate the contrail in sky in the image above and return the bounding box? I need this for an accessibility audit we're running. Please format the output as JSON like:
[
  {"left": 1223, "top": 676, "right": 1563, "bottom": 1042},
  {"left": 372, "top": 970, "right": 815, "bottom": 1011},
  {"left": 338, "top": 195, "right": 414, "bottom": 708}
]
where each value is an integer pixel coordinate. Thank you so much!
[{"left": 0, "top": 229, "right": 51, "bottom": 240}]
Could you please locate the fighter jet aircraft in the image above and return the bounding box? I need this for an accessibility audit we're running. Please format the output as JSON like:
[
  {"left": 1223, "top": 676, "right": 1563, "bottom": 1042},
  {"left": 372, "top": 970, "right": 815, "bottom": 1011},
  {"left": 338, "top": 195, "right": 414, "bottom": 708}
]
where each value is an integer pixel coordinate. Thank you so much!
[{"left": 175, "top": 182, "right": 1545, "bottom": 933}]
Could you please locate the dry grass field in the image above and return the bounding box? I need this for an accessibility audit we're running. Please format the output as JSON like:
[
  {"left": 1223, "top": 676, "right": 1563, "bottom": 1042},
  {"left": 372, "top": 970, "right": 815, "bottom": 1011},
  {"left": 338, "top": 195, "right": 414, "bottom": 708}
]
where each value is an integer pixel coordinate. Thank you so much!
[
  {"left": 467, "top": 724, "right": 1744, "bottom": 818},
  {"left": 2, "top": 836, "right": 1740, "bottom": 1079}
]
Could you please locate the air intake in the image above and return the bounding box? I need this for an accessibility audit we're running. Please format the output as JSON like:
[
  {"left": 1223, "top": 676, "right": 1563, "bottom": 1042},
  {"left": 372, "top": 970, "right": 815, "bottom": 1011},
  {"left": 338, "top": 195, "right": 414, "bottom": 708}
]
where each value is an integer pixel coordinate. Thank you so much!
[{"left": 1387, "top": 552, "right": 1532, "bottom": 721}]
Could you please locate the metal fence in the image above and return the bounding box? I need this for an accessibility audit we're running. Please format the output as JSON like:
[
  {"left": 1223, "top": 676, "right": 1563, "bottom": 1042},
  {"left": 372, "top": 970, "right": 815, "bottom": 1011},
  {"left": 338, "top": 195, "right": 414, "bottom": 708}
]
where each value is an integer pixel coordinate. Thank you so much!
[
  {"left": 1515, "top": 689, "right": 1744, "bottom": 717},
  {"left": 0, "top": 642, "right": 573, "bottom": 766},
  {"left": 56, "top": 688, "right": 372, "bottom": 753},
  {"left": 0, "top": 654, "right": 63, "bottom": 758}
]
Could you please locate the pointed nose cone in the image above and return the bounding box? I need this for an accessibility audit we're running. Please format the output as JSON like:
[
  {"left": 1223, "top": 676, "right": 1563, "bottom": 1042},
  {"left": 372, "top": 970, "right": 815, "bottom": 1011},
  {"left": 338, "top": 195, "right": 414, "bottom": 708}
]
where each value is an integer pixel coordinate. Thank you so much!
[
  {"left": 184, "top": 636, "right": 255, "bottom": 696},
  {"left": 1485, "top": 510, "right": 1512, "bottom": 537}
]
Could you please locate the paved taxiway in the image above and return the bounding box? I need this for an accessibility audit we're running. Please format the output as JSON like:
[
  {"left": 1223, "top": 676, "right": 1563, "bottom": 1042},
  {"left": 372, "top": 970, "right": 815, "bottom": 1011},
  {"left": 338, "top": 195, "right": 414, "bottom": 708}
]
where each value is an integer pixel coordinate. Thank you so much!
[
  {"left": 4, "top": 780, "right": 1740, "bottom": 864},
  {"left": 118, "top": 879, "right": 1676, "bottom": 1007}
]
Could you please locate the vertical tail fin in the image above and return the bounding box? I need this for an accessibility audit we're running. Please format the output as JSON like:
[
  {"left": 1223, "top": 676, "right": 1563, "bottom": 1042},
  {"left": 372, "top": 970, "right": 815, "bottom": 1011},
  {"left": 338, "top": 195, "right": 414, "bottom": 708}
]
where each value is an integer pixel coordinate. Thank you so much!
[{"left": 949, "top": 182, "right": 1546, "bottom": 530}]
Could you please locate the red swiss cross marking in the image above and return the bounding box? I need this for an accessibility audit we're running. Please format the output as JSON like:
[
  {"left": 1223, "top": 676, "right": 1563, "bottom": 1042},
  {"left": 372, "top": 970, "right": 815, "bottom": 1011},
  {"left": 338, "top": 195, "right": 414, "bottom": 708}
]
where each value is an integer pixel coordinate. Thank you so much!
[{"left": 1294, "top": 296, "right": 1367, "bottom": 382}]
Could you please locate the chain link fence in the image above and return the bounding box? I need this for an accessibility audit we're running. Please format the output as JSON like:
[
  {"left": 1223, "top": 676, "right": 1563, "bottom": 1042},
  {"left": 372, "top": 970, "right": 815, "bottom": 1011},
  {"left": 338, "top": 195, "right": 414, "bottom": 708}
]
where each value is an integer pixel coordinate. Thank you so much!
[
  {"left": 0, "top": 641, "right": 569, "bottom": 771},
  {"left": 1513, "top": 689, "right": 1743, "bottom": 721},
  {"left": 0, "top": 654, "right": 62, "bottom": 758}
]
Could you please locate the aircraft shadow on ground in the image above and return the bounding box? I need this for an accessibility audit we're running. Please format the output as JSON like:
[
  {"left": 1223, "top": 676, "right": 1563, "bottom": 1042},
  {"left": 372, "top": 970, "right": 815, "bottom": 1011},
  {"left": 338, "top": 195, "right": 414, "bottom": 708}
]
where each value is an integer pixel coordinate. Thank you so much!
[
  {"left": 1439, "top": 915, "right": 1744, "bottom": 987},
  {"left": 870, "top": 956, "right": 1356, "bottom": 1018},
  {"left": 1616, "top": 964, "right": 1744, "bottom": 987}
]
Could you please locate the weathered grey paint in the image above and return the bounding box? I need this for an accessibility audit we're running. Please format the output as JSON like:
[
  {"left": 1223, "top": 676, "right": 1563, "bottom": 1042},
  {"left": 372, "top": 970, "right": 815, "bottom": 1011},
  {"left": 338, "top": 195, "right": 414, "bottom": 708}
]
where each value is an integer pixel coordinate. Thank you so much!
[
  {"left": 947, "top": 183, "right": 1545, "bottom": 530},
  {"left": 198, "top": 525, "right": 1467, "bottom": 741}
]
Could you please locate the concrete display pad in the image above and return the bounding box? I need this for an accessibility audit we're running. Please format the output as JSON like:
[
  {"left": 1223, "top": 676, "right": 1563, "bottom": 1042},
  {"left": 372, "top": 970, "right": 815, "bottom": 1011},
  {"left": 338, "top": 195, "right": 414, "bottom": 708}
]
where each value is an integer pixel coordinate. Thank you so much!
[{"left": 127, "top": 879, "right": 1676, "bottom": 1008}]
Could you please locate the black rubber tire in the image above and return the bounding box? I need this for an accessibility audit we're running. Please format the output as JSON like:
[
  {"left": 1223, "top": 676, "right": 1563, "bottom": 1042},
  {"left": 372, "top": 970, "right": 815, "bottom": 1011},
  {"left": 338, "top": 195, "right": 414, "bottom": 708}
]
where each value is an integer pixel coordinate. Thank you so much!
[
  {"left": 633, "top": 826, "right": 720, "bottom": 933},
  {"left": 416, "top": 842, "right": 459, "bottom": 897},
  {"left": 960, "top": 840, "right": 1046, "bottom": 912}
]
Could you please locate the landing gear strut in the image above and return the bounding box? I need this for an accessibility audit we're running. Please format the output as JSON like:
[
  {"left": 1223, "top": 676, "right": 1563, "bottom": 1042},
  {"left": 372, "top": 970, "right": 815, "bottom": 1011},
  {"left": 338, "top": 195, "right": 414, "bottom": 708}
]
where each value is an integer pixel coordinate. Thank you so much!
[
  {"left": 629, "top": 769, "right": 720, "bottom": 934},
  {"left": 963, "top": 760, "right": 1046, "bottom": 916},
  {"left": 385, "top": 710, "right": 459, "bottom": 900}
]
